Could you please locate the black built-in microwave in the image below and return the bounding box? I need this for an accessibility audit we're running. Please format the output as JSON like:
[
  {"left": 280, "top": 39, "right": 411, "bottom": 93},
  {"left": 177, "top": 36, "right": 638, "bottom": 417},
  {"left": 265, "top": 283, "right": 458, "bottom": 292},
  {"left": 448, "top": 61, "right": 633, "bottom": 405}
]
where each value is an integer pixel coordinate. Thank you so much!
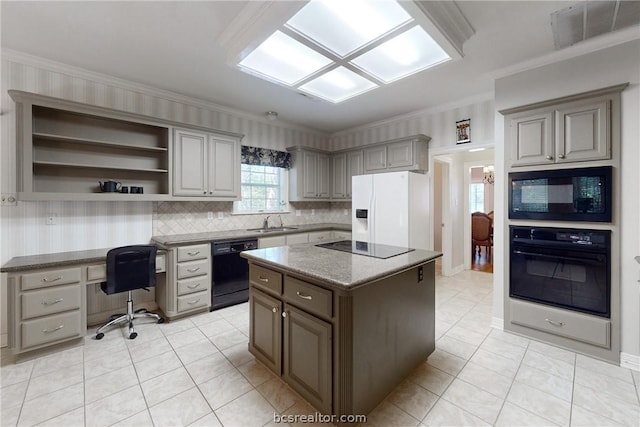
[{"left": 509, "top": 166, "right": 612, "bottom": 222}]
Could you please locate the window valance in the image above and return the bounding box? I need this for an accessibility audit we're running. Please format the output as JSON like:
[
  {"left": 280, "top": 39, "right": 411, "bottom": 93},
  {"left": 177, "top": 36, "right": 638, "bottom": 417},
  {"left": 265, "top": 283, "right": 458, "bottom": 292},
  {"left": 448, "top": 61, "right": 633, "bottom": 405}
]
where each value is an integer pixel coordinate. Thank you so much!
[{"left": 241, "top": 145, "right": 291, "bottom": 169}]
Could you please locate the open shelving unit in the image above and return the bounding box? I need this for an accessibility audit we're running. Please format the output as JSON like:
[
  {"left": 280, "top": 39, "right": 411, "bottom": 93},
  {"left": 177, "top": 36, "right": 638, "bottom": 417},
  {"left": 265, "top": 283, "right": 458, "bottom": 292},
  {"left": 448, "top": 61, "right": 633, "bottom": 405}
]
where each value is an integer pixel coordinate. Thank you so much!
[{"left": 11, "top": 92, "right": 173, "bottom": 201}]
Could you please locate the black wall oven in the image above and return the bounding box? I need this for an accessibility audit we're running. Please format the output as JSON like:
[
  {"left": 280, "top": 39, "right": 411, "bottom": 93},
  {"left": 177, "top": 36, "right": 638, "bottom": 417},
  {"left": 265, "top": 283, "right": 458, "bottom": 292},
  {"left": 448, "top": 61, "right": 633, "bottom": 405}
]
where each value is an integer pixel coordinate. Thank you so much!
[
  {"left": 509, "top": 166, "right": 612, "bottom": 222},
  {"left": 510, "top": 226, "right": 611, "bottom": 318}
]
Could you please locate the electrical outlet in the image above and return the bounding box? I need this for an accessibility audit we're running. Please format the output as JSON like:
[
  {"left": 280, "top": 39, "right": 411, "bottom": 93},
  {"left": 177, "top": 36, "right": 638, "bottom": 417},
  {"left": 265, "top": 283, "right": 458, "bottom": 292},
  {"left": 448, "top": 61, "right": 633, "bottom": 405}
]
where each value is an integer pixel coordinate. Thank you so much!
[
  {"left": 343, "top": 209, "right": 348, "bottom": 215},
  {"left": 217, "top": 211, "right": 224, "bottom": 219},
  {"left": 207, "top": 212, "right": 214, "bottom": 220},
  {"left": 311, "top": 209, "right": 315, "bottom": 216},
  {"left": 296, "top": 210, "right": 301, "bottom": 217},
  {"left": 1, "top": 193, "right": 17, "bottom": 206},
  {"left": 46, "top": 213, "right": 57, "bottom": 225}
]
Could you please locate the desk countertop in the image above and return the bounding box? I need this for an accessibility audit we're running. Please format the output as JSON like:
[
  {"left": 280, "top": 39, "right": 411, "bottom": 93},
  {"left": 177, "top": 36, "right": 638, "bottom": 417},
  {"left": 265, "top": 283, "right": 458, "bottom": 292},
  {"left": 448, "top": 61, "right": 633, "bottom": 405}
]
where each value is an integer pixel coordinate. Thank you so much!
[{"left": 1, "top": 248, "right": 112, "bottom": 272}]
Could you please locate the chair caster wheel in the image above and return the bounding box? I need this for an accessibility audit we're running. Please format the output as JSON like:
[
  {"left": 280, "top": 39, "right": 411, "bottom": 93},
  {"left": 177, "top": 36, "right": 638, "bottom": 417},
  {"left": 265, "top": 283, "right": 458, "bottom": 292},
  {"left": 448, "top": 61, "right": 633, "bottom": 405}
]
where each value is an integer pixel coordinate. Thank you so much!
[
  {"left": 157, "top": 318, "right": 165, "bottom": 324},
  {"left": 129, "top": 332, "right": 138, "bottom": 340},
  {"left": 96, "top": 333, "right": 104, "bottom": 340}
]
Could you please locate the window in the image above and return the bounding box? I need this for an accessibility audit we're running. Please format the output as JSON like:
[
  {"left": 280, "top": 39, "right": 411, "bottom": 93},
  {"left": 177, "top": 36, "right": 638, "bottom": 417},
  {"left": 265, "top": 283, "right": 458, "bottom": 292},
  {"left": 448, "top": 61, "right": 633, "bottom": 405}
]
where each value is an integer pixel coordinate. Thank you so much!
[
  {"left": 470, "top": 183, "right": 485, "bottom": 213},
  {"left": 234, "top": 164, "right": 288, "bottom": 213}
]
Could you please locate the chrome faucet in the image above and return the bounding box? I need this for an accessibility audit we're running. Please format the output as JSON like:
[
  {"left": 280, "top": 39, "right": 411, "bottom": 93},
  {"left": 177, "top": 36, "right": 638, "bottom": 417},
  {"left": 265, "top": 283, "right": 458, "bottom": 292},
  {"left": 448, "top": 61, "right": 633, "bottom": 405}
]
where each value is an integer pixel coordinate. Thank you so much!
[
  {"left": 262, "top": 215, "right": 271, "bottom": 229},
  {"left": 277, "top": 214, "right": 284, "bottom": 228}
]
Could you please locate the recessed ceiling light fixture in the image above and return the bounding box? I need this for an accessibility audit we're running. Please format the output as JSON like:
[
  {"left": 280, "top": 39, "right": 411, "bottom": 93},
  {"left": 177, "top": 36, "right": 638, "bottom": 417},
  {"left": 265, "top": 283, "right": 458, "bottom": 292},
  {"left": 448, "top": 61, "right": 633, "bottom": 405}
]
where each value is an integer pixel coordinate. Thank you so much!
[{"left": 229, "top": 0, "right": 474, "bottom": 104}]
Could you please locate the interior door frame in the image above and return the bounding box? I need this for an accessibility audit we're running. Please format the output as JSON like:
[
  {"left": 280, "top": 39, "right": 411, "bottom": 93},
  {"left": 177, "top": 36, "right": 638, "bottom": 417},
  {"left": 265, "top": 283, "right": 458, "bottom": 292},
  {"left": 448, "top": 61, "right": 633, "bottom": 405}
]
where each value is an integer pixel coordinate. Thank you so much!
[{"left": 429, "top": 154, "right": 453, "bottom": 276}]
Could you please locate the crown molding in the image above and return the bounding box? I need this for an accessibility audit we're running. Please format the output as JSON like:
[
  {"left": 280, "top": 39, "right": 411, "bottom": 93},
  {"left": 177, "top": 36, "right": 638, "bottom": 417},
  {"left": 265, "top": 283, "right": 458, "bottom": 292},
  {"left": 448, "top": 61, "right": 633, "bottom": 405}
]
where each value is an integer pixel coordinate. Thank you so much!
[
  {"left": 411, "top": 1, "right": 475, "bottom": 57},
  {"left": 491, "top": 25, "right": 640, "bottom": 80},
  {"left": 1, "top": 49, "right": 329, "bottom": 136}
]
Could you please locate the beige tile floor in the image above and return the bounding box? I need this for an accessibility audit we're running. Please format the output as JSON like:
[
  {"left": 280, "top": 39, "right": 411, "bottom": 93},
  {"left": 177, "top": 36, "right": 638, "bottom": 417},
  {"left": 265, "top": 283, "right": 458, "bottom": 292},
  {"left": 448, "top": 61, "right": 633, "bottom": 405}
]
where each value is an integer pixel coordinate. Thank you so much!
[{"left": 1, "top": 266, "right": 639, "bottom": 426}]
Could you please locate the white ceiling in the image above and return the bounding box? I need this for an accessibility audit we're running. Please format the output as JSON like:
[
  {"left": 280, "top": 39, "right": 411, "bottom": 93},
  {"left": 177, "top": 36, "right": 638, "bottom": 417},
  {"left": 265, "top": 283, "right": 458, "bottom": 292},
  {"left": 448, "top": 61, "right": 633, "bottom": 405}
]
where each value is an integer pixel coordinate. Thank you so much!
[{"left": 0, "top": 1, "right": 628, "bottom": 133}]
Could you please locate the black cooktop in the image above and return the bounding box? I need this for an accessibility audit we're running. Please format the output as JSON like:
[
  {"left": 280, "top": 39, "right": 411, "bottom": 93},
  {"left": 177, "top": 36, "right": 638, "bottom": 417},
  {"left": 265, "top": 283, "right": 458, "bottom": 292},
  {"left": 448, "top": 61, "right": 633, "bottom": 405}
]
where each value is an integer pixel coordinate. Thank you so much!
[{"left": 315, "top": 240, "right": 414, "bottom": 259}]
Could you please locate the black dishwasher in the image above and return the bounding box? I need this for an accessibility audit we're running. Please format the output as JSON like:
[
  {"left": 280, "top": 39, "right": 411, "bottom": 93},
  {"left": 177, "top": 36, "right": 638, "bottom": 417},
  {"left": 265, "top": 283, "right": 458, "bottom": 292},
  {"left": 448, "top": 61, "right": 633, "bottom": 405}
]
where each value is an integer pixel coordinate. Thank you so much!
[{"left": 211, "top": 239, "right": 258, "bottom": 311}]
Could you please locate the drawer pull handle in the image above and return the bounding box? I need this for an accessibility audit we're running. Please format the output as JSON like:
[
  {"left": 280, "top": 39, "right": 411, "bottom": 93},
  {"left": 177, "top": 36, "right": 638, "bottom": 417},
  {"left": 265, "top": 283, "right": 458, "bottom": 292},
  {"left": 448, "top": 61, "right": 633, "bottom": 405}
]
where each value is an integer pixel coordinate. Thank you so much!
[
  {"left": 187, "top": 267, "right": 201, "bottom": 273},
  {"left": 42, "top": 325, "right": 64, "bottom": 334},
  {"left": 545, "top": 318, "right": 565, "bottom": 327},
  {"left": 187, "top": 299, "right": 201, "bottom": 305},
  {"left": 42, "top": 298, "right": 64, "bottom": 305},
  {"left": 187, "top": 251, "right": 200, "bottom": 256},
  {"left": 187, "top": 283, "right": 202, "bottom": 289},
  {"left": 258, "top": 276, "right": 269, "bottom": 283},
  {"left": 296, "top": 291, "right": 313, "bottom": 300},
  {"left": 42, "top": 276, "right": 62, "bottom": 283}
]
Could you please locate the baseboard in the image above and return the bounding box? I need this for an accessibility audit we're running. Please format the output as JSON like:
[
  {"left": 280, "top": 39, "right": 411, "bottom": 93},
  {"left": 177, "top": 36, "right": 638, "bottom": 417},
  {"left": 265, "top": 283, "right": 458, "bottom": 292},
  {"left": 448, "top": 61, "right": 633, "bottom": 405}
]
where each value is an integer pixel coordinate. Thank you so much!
[
  {"left": 451, "top": 264, "right": 465, "bottom": 276},
  {"left": 491, "top": 317, "right": 504, "bottom": 330},
  {"left": 620, "top": 352, "right": 640, "bottom": 371},
  {"left": 1, "top": 333, "right": 7, "bottom": 348}
]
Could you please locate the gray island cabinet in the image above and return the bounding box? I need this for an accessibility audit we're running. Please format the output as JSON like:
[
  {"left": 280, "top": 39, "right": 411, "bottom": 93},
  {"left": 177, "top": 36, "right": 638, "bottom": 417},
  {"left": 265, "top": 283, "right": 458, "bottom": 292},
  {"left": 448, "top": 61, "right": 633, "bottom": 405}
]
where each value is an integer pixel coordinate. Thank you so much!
[{"left": 240, "top": 244, "right": 441, "bottom": 419}]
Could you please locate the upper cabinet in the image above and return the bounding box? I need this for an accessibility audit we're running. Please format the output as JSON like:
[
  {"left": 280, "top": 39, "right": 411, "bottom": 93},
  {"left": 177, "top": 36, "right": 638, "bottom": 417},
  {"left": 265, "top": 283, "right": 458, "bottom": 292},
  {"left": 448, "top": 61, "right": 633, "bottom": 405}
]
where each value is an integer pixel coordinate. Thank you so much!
[
  {"left": 331, "top": 150, "right": 363, "bottom": 200},
  {"left": 9, "top": 90, "right": 243, "bottom": 201},
  {"left": 363, "top": 136, "right": 429, "bottom": 173},
  {"left": 288, "top": 148, "right": 331, "bottom": 201},
  {"left": 174, "top": 129, "right": 240, "bottom": 199},
  {"left": 503, "top": 84, "right": 626, "bottom": 168}
]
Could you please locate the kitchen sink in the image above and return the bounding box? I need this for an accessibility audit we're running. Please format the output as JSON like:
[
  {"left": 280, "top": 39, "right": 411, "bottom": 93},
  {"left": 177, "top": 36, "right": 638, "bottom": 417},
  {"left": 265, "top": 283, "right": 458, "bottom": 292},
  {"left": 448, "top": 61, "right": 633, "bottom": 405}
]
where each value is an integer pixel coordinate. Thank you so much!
[{"left": 246, "top": 226, "right": 298, "bottom": 233}]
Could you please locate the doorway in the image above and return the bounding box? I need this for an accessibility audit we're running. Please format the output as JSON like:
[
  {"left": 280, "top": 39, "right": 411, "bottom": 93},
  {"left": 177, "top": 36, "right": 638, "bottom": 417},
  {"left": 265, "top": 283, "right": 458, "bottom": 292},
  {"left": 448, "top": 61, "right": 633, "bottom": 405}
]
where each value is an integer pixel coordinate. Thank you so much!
[{"left": 466, "top": 163, "right": 494, "bottom": 273}]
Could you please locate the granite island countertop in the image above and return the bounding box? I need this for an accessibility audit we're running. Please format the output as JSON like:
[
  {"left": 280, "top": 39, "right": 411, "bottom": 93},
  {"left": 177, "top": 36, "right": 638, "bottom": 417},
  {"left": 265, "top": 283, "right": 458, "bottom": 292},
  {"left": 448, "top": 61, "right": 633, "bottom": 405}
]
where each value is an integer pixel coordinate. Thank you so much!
[
  {"left": 151, "top": 222, "right": 351, "bottom": 247},
  {"left": 240, "top": 243, "right": 442, "bottom": 290}
]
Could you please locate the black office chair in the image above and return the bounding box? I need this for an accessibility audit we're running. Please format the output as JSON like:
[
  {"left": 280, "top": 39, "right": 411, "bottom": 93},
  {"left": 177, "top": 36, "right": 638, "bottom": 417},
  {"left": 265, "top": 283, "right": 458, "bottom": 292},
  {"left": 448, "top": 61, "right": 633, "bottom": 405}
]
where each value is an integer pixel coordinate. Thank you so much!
[{"left": 95, "top": 245, "right": 164, "bottom": 340}]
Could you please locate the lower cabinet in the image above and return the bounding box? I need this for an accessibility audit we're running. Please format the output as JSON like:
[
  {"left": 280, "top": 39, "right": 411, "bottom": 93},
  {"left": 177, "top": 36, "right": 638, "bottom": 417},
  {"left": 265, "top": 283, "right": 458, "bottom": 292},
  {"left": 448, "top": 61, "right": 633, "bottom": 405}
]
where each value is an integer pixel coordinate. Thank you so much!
[
  {"left": 248, "top": 266, "right": 333, "bottom": 414},
  {"left": 282, "top": 303, "right": 332, "bottom": 413}
]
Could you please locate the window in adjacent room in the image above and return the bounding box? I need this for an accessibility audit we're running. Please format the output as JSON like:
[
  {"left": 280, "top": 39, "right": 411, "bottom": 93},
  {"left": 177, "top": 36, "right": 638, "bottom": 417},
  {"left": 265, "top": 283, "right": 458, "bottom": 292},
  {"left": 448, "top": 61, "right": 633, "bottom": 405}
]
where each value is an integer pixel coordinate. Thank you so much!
[{"left": 469, "top": 183, "right": 485, "bottom": 213}]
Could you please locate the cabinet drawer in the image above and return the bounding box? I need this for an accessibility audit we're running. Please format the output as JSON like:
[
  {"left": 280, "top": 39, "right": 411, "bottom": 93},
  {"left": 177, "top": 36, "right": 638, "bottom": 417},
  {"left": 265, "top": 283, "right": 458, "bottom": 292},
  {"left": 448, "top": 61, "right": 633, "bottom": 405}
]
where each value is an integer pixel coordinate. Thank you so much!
[
  {"left": 284, "top": 277, "right": 332, "bottom": 319},
  {"left": 21, "top": 284, "right": 82, "bottom": 320},
  {"left": 177, "top": 244, "right": 209, "bottom": 262},
  {"left": 250, "top": 264, "right": 282, "bottom": 295},
  {"left": 21, "top": 311, "right": 82, "bottom": 349},
  {"left": 177, "top": 259, "right": 210, "bottom": 279},
  {"left": 22, "top": 268, "right": 81, "bottom": 291},
  {"left": 177, "top": 276, "right": 209, "bottom": 296},
  {"left": 510, "top": 299, "right": 610, "bottom": 348},
  {"left": 86, "top": 264, "right": 106, "bottom": 282},
  {"left": 177, "top": 290, "right": 210, "bottom": 312}
]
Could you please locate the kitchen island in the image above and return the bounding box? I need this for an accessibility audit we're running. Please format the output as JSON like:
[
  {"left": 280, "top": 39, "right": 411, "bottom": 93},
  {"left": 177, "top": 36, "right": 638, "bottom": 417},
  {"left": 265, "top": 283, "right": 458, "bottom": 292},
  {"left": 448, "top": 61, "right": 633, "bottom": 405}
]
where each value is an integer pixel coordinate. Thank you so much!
[{"left": 240, "top": 242, "right": 441, "bottom": 419}]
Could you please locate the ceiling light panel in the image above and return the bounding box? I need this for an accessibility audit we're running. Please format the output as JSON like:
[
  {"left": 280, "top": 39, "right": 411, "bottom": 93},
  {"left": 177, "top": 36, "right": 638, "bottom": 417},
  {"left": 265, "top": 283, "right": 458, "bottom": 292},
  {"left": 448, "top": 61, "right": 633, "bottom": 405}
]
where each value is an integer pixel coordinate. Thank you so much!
[
  {"left": 350, "top": 26, "right": 451, "bottom": 83},
  {"left": 298, "top": 66, "right": 378, "bottom": 103},
  {"left": 286, "top": 0, "right": 413, "bottom": 57},
  {"left": 239, "top": 31, "right": 332, "bottom": 85}
]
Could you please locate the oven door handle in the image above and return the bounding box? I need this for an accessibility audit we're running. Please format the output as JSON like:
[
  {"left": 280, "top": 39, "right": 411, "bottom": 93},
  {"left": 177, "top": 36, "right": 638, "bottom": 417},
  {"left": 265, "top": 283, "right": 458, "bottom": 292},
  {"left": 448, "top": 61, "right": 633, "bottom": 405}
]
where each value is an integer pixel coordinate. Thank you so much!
[{"left": 513, "top": 250, "right": 605, "bottom": 264}]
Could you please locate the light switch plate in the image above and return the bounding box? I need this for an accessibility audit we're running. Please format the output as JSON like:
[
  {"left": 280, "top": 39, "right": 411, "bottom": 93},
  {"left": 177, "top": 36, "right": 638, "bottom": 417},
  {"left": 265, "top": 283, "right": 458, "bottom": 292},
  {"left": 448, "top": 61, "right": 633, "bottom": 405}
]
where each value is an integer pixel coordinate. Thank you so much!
[{"left": 1, "top": 193, "right": 17, "bottom": 206}]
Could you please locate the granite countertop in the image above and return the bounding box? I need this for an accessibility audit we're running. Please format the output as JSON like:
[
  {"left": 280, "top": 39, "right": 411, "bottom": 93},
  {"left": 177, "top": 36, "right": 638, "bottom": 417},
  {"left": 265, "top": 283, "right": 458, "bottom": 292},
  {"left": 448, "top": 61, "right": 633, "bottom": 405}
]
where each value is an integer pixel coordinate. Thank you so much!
[
  {"left": 151, "top": 222, "right": 351, "bottom": 247},
  {"left": 1, "top": 248, "right": 114, "bottom": 272},
  {"left": 240, "top": 243, "right": 442, "bottom": 290}
]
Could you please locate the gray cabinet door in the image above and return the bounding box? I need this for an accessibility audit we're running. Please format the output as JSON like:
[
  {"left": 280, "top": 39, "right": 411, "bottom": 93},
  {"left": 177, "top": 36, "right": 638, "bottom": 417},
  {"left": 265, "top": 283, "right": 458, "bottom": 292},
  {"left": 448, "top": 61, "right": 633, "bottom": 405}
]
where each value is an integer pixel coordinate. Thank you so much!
[
  {"left": 174, "top": 129, "right": 208, "bottom": 196},
  {"left": 556, "top": 100, "right": 609, "bottom": 163},
  {"left": 317, "top": 153, "right": 331, "bottom": 199},
  {"left": 209, "top": 135, "right": 240, "bottom": 198},
  {"left": 283, "top": 303, "right": 332, "bottom": 414},
  {"left": 386, "top": 140, "right": 413, "bottom": 169},
  {"left": 510, "top": 112, "right": 554, "bottom": 166},
  {"left": 331, "top": 153, "right": 347, "bottom": 199},
  {"left": 249, "top": 287, "right": 282, "bottom": 375},
  {"left": 302, "top": 151, "right": 319, "bottom": 198},
  {"left": 364, "top": 145, "right": 387, "bottom": 172},
  {"left": 346, "top": 150, "right": 363, "bottom": 198}
]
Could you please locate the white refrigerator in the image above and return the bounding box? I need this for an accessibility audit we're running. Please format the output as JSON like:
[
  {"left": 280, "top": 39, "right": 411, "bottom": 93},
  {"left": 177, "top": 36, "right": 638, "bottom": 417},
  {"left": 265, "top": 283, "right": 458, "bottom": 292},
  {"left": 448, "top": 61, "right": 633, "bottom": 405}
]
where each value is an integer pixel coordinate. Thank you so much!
[{"left": 352, "top": 171, "right": 429, "bottom": 250}]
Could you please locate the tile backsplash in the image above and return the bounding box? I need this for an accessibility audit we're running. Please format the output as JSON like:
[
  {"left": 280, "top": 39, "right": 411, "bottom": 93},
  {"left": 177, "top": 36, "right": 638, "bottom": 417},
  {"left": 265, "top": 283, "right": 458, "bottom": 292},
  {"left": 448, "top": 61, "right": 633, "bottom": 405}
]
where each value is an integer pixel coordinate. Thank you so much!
[{"left": 152, "top": 201, "right": 351, "bottom": 236}]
